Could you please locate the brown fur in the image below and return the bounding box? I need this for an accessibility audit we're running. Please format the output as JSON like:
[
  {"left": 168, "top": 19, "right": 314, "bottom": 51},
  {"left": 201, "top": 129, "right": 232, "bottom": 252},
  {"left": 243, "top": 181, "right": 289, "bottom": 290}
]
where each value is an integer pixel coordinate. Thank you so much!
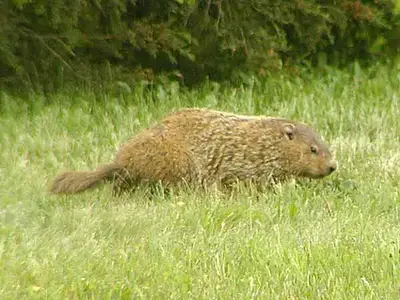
[{"left": 49, "top": 108, "right": 337, "bottom": 195}]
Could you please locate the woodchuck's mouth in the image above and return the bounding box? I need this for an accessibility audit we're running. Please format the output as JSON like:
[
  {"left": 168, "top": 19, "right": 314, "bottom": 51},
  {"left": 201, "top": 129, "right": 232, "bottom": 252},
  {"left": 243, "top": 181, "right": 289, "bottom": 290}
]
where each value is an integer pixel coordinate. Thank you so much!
[
  {"left": 303, "top": 165, "right": 337, "bottom": 179},
  {"left": 310, "top": 174, "right": 328, "bottom": 179}
]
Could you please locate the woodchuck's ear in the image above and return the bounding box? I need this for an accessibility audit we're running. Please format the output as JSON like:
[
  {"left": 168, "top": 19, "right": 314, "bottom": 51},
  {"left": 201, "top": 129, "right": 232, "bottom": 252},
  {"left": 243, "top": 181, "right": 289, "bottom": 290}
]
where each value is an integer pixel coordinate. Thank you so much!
[{"left": 282, "top": 123, "right": 296, "bottom": 140}]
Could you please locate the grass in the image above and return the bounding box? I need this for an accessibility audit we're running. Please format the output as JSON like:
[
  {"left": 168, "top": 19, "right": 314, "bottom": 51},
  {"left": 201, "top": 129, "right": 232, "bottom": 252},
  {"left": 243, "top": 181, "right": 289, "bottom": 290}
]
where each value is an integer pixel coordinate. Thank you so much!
[{"left": 1, "top": 62, "right": 400, "bottom": 299}]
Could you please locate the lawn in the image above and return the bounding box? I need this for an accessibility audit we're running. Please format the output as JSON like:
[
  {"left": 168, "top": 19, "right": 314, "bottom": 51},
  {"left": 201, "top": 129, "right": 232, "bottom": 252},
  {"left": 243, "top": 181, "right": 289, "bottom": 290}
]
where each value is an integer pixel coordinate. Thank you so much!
[{"left": 1, "top": 63, "right": 400, "bottom": 299}]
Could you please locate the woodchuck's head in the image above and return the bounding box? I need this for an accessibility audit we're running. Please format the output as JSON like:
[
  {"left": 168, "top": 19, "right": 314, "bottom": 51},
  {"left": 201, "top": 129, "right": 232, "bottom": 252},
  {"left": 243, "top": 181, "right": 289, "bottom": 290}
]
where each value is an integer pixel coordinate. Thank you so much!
[{"left": 274, "top": 120, "right": 337, "bottom": 179}]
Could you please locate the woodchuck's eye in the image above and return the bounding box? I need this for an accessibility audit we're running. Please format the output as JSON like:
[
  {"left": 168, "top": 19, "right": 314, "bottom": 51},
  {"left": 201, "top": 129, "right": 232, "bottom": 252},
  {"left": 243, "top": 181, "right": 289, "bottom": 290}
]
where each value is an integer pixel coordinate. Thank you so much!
[{"left": 310, "top": 146, "right": 318, "bottom": 154}]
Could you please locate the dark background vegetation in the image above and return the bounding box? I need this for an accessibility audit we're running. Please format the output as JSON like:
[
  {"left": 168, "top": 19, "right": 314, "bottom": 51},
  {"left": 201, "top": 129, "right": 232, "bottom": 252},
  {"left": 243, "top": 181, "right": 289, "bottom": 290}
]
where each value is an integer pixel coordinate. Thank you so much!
[{"left": 1, "top": 0, "right": 400, "bottom": 93}]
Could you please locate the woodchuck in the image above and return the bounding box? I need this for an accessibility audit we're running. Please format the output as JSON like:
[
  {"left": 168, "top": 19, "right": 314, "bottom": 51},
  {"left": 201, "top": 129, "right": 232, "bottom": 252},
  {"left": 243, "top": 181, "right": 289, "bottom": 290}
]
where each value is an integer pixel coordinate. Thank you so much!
[{"left": 49, "top": 108, "right": 337, "bottom": 195}]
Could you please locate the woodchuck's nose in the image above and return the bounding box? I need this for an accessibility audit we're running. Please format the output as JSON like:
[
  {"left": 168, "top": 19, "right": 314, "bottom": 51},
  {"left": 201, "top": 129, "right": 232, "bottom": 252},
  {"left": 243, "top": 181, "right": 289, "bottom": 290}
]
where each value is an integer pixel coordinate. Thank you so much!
[{"left": 328, "top": 161, "right": 338, "bottom": 174}]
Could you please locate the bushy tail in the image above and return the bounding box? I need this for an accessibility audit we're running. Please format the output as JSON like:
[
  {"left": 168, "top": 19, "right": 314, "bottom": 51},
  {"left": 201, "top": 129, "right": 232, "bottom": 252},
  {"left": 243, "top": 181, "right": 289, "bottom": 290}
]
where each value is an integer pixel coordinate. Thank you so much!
[{"left": 49, "top": 163, "right": 121, "bottom": 195}]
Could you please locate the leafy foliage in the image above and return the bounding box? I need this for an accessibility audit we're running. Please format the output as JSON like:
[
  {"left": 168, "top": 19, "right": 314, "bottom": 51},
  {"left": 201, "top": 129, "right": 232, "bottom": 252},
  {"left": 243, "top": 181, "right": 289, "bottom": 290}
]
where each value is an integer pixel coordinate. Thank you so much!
[{"left": 1, "top": 0, "right": 399, "bottom": 91}]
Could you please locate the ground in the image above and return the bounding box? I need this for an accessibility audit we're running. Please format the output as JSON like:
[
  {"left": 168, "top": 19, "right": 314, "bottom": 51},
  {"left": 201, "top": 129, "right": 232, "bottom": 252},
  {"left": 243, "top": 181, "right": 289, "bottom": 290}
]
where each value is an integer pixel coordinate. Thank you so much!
[{"left": 1, "top": 63, "right": 400, "bottom": 299}]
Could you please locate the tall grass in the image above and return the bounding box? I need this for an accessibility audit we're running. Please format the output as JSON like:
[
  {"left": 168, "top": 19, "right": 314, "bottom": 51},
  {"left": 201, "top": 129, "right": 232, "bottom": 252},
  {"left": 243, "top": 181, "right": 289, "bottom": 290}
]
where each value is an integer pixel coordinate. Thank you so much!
[{"left": 1, "top": 62, "right": 400, "bottom": 299}]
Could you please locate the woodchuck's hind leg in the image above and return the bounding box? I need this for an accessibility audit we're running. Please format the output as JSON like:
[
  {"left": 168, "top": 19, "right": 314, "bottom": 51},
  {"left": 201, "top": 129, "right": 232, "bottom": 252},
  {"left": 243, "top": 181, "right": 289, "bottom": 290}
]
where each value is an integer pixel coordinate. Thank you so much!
[
  {"left": 121, "top": 138, "right": 199, "bottom": 187},
  {"left": 111, "top": 167, "right": 137, "bottom": 196}
]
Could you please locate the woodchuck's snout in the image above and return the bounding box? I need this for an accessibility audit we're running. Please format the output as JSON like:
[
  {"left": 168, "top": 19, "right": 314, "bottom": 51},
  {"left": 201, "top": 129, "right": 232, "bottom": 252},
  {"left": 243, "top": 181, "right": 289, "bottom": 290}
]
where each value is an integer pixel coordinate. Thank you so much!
[
  {"left": 49, "top": 108, "right": 338, "bottom": 196},
  {"left": 279, "top": 121, "right": 338, "bottom": 179}
]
